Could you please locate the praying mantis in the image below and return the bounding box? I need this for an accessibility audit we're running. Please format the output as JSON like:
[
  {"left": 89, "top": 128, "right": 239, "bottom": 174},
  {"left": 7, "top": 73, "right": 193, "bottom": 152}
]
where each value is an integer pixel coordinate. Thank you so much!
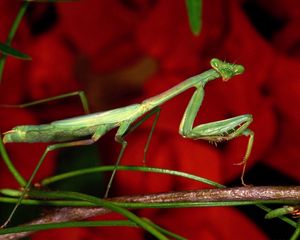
[{"left": 0, "top": 58, "right": 254, "bottom": 228}]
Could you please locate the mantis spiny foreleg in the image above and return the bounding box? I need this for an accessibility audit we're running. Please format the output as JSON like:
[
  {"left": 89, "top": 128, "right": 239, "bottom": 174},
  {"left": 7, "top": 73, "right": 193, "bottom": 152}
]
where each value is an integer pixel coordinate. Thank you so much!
[{"left": 179, "top": 81, "right": 254, "bottom": 186}]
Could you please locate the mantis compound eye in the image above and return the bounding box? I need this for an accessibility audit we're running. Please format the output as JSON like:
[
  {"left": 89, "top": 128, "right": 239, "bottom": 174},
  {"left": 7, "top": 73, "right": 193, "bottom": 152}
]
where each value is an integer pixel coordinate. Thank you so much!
[{"left": 234, "top": 65, "right": 245, "bottom": 75}]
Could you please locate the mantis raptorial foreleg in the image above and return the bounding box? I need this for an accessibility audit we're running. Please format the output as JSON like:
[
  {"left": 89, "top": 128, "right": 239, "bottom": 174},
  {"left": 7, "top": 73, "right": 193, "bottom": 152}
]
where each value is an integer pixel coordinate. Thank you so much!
[{"left": 179, "top": 84, "right": 254, "bottom": 185}]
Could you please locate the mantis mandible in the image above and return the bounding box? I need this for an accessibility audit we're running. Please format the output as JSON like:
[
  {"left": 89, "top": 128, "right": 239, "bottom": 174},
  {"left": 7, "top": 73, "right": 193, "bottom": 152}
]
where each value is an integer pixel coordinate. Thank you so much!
[{"left": 1, "top": 58, "right": 254, "bottom": 228}]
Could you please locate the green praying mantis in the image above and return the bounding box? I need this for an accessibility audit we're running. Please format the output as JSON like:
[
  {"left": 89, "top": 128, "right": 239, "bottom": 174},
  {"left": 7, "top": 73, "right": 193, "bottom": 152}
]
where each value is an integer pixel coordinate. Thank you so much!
[{"left": 0, "top": 58, "right": 254, "bottom": 228}]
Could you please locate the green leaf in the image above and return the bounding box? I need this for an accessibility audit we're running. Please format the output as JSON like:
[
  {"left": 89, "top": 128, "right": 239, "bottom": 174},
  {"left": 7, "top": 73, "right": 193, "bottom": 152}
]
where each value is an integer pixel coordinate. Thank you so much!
[
  {"left": 185, "top": 0, "right": 202, "bottom": 36},
  {"left": 0, "top": 43, "right": 31, "bottom": 60}
]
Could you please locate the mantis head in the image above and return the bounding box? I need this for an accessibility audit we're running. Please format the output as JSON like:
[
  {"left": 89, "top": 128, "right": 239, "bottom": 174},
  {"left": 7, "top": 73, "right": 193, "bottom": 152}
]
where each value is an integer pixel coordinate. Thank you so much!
[{"left": 210, "top": 58, "right": 245, "bottom": 81}]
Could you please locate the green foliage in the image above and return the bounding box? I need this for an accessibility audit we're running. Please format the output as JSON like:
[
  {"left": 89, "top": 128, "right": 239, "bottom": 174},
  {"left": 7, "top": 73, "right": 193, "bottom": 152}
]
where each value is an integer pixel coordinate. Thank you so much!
[
  {"left": 0, "top": 43, "right": 31, "bottom": 60},
  {"left": 185, "top": 0, "right": 202, "bottom": 35}
]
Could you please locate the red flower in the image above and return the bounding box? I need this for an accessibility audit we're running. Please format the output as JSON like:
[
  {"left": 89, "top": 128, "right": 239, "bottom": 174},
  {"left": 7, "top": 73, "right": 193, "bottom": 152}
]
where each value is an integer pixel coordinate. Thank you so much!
[
  {"left": 0, "top": 0, "right": 299, "bottom": 239},
  {"left": 147, "top": 207, "right": 267, "bottom": 240}
]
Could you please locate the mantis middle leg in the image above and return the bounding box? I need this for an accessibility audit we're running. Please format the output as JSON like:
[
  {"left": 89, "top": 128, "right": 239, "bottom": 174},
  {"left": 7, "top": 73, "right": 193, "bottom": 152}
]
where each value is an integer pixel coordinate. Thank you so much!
[
  {"left": 179, "top": 85, "right": 254, "bottom": 185},
  {"left": 105, "top": 106, "right": 160, "bottom": 198}
]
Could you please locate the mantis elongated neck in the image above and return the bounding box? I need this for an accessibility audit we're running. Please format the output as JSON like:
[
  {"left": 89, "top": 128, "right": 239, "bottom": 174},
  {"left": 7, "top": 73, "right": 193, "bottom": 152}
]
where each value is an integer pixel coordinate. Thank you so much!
[{"left": 142, "top": 69, "right": 220, "bottom": 108}]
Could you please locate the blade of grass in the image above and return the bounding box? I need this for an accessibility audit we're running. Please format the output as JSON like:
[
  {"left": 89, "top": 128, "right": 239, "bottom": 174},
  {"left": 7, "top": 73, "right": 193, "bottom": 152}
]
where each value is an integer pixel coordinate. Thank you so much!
[
  {"left": 20, "top": 190, "right": 169, "bottom": 240},
  {"left": 0, "top": 43, "right": 31, "bottom": 60},
  {"left": 290, "top": 219, "right": 300, "bottom": 240},
  {"left": 0, "top": 220, "right": 137, "bottom": 235},
  {"left": 0, "top": 135, "right": 26, "bottom": 186},
  {"left": 185, "top": 0, "right": 202, "bottom": 35},
  {"left": 41, "top": 165, "right": 225, "bottom": 188},
  {"left": 143, "top": 218, "right": 186, "bottom": 240},
  {"left": 0, "top": 1, "right": 29, "bottom": 82}
]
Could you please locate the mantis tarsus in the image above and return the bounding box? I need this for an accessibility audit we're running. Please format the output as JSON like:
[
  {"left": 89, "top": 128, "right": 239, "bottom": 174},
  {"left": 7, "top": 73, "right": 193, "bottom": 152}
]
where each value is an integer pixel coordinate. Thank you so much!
[{"left": 0, "top": 58, "right": 254, "bottom": 228}]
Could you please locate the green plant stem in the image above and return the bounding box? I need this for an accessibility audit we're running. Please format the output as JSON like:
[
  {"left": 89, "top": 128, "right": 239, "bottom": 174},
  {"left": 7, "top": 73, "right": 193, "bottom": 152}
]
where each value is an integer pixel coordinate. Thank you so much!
[
  {"left": 143, "top": 218, "right": 186, "bottom": 240},
  {"left": 0, "top": 219, "right": 186, "bottom": 240},
  {"left": 27, "top": 191, "right": 168, "bottom": 240},
  {"left": 0, "top": 191, "right": 168, "bottom": 239},
  {"left": 290, "top": 219, "right": 300, "bottom": 240},
  {"left": 0, "top": 1, "right": 29, "bottom": 82},
  {"left": 0, "top": 194, "right": 298, "bottom": 208},
  {"left": 0, "top": 220, "right": 137, "bottom": 235},
  {"left": 0, "top": 136, "right": 26, "bottom": 186},
  {"left": 1, "top": 187, "right": 299, "bottom": 222},
  {"left": 0, "top": 186, "right": 299, "bottom": 239},
  {"left": 41, "top": 165, "right": 224, "bottom": 188}
]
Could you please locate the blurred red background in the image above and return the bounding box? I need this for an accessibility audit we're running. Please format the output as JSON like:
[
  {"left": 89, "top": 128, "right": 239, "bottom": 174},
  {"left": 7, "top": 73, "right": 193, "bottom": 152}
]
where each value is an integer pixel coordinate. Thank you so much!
[{"left": 0, "top": 0, "right": 299, "bottom": 239}]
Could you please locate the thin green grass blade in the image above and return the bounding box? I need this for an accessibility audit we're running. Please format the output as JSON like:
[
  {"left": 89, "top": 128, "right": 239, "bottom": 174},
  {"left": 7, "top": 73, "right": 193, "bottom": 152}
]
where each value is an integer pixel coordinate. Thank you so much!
[
  {"left": 41, "top": 165, "right": 225, "bottom": 188},
  {"left": 25, "top": 191, "right": 168, "bottom": 240},
  {"left": 0, "top": 1, "right": 29, "bottom": 82},
  {"left": 40, "top": 165, "right": 298, "bottom": 229},
  {"left": 0, "top": 189, "right": 167, "bottom": 238},
  {"left": 0, "top": 43, "right": 31, "bottom": 60},
  {"left": 185, "top": 0, "right": 202, "bottom": 36},
  {"left": 143, "top": 218, "right": 186, "bottom": 240},
  {"left": 1, "top": 191, "right": 299, "bottom": 209},
  {"left": 1, "top": 165, "right": 297, "bottom": 231},
  {"left": 0, "top": 195, "right": 93, "bottom": 206},
  {"left": 0, "top": 220, "right": 137, "bottom": 235},
  {"left": 0, "top": 135, "right": 26, "bottom": 186},
  {"left": 290, "top": 220, "right": 300, "bottom": 240}
]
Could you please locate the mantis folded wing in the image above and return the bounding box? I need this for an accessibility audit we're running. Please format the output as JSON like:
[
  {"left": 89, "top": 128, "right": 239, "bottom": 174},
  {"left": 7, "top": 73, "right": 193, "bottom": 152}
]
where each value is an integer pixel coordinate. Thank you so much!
[{"left": 0, "top": 58, "right": 253, "bottom": 227}]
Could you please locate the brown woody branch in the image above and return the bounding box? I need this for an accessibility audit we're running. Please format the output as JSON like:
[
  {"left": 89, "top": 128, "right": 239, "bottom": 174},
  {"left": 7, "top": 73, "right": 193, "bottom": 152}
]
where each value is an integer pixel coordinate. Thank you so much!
[{"left": 1, "top": 186, "right": 300, "bottom": 240}]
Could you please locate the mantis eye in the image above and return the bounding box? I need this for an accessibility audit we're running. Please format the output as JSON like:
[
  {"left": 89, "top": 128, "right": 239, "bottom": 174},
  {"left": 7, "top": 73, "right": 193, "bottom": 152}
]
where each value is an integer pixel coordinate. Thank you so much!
[
  {"left": 234, "top": 65, "right": 245, "bottom": 75},
  {"left": 210, "top": 58, "right": 220, "bottom": 69}
]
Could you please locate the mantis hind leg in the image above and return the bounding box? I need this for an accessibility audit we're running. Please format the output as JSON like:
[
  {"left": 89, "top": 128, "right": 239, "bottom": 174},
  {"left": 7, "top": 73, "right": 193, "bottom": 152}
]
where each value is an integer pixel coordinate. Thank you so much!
[
  {"left": 0, "top": 92, "right": 90, "bottom": 196},
  {"left": 1, "top": 125, "right": 110, "bottom": 228},
  {"left": 105, "top": 106, "right": 161, "bottom": 198},
  {"left": 127, "top": 107, "right": 161, "bottom": 164},
  {"left": 0, "top": 91, "right": 90, "bottom": 114}
]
